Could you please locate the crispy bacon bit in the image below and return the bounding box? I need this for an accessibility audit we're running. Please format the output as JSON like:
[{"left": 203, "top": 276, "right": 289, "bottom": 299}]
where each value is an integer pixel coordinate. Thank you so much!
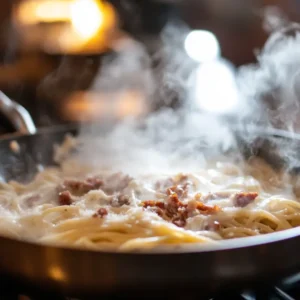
[
  {"left": 167, "top": 186, "right": 182, "bottom": 196},
  {"left": 86, "top": 177, "right": 104, "bottom": 187},
  {"left": 166, "top": 195, "right": 188, "bottom": 227},
  {"left": 149, "top": 207, "right": 165, "bottom": 217},
  {"left": 93, "top": 208, "right": 108, "bottom": 218},
  {"left": 186, "top": 199, "right": 220, "bottom": 217},
  {"left": 166, "top": 183, "right": 190, "bottom": 199},
  {"left": 232, "top": 192, "right": 258, "bottom": 208},
  {"left": 110, "top": 194, "right": 131, "bottom": 207},
  {"left": 155, "top": 175, "right": 192, "bottom": 199},
  {"left": 58, "top": 173, "right": 132, "bottom": 198},
  {"left": 142, "top": 194, "right": 220, "bottom": 228},
  {"left": 58, "top": 191, "right": 73, "bottom": 206},
  {"left": 195, "top": 202, "right": 221, "bottom": 214},
  {"left": 142, "top": 200, "right": 165, "bottom": 209},
  {"left": 165, "top": 194, "right": 185, "bottom": 217},
  {"left": 62, "top": 177, "right": 103, "bottom": 196},
  {"left": 142, "top": 200, "right": 165, "bottom": 217}
]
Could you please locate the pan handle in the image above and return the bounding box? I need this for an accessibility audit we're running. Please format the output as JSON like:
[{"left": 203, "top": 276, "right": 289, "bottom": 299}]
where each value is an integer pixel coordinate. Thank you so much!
[{"left": 0, "top": 91, "right": 36, "bottom": 135}]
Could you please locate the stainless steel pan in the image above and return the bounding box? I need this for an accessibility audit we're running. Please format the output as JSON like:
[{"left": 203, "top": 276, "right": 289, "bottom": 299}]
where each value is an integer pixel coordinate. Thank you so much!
[{"left": 0, "top": 92, "right": 299, "bottom": 298}]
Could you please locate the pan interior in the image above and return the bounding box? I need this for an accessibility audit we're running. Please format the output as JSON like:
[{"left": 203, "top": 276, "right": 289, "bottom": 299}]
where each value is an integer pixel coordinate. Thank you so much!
[{"left": 0, "top": 124, "right": 299, "bottom": 253}]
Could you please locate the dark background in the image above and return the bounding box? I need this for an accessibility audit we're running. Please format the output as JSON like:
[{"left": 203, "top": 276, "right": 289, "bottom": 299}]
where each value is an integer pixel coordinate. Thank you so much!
[{"left": 0, "top": 0, "right": 299, "bottom": 130}]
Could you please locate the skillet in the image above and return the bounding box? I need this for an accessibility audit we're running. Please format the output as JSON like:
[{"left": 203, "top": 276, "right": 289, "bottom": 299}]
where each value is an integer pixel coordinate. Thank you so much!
[{"left": 0, "top": 92, "right": 299, "bottom": 298}]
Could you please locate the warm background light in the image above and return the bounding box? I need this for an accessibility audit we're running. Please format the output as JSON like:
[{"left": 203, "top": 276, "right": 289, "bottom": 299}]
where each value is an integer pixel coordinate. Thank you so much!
[
  {"left": 14, "top": 0, "right": 118, "bottom": 54},
  {"left": 71, "top": 0, "right": 104, "bottom": 41},
  {"left": 15, "top": 0, "right": 72, "bottom": 24},
  {"left": 62, "top": 90, "right": 147, "bottom": 122}
]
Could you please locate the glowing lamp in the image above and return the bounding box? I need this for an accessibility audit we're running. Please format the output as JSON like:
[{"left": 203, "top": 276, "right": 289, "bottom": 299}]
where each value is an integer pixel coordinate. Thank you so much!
[{"left": 14, "top": 0, "right": 118, "bottom": 54}]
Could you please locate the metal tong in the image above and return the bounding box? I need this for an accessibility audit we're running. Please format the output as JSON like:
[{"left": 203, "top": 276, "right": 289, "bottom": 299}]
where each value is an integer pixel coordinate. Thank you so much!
[{"left": 0, "top": 91, "right": 36, "bottom": 135}]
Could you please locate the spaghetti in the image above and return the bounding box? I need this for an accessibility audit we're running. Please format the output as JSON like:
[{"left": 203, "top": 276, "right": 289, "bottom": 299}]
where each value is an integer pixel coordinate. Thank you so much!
[{"left": 0, "top": 140, "right": 299, "bottom": 252}]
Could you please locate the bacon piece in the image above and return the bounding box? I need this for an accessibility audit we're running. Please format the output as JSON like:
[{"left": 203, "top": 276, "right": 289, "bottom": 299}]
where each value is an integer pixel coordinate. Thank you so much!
[
  {"left": 167, "top": 185, "right": 184, "bottom": 197},
  {"left": 165, "top": 194, "right": 179, "bottom": 217},
  {"left": 59, "top": 173, "right": 132, "bottom": 198},
  {"left": 142, "top": 194, "right": 220, "bottom": 228},
  {"left": 232, "top": 192, "right": 258, "bottom": 208},
  {"left": 142, "top": 201, "right": 165, "bottom": 217},
  {"left": 86, "top": 177, "right": 104, "bottom": 187},
  {"left": 62, "top": 177, "right": 103, "bottom": 196},
  {"left": 165, "top": 195, "right": 188, "bottom": 227},
  {"left": 149, "top": 207, "right": 165, "bottom": 217},
  {"left": 166, "top": 183, "right": 190, "bottom": 199},
  {"left": 165, "top": 194, "right": 186, "bottom": 217},
  {"left": 186, "top": 199, "right": 220, "bottom": 217},
  {"left": 142, "top": 200, "right": 165, "bottom": 209},
  {"left": 93, "top": 208, "right": 108, "bottom": 218},
  {"left": 110, "top": 194, "right": 131, "bottom": 207},
  {"left": 58, "top": 191, "right": 73, "bottom": 206},
  {"left": 195, "top": 202, "right": 221, "bottom": 214},
  {"left": 156, "top": 175, "right": 192, "bottom": 198}
]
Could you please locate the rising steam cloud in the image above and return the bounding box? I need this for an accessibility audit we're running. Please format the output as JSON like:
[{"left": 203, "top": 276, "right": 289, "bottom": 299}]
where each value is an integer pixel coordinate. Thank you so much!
[
  {"left": 234, "top": 9, "right": 300, "bottom": 170},
  {"left": 237, "top": 24, "right": 300, "bottom": 130},
  {"left": 237, "top": 7, "right": 300, "bottom": 133},
  {"left": 74, "top": 6, "right": 300, "bottom": 175}
]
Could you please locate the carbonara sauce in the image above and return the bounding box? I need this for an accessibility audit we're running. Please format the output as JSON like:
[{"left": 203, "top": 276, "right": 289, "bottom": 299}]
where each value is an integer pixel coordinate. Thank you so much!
[{"left": 0, "top": 141, "right": 299, "bottom": 252}]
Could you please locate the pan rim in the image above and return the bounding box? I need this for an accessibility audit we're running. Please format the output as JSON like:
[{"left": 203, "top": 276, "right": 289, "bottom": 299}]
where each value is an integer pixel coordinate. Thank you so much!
[
  {"left": 0, "top": 225, "right": 298, "bottom": 255},
  {"left": 2, "top": 122, "right": 300, "bottom": 141}
]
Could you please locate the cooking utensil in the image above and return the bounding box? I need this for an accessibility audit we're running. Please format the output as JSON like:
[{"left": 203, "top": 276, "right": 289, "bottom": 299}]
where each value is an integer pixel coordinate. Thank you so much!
[
  {"left": 0, "top": 91, "right": 36, "bottom": 135},
  {"left": 0, "top": 92, "right": 299, "bottom": 298}
]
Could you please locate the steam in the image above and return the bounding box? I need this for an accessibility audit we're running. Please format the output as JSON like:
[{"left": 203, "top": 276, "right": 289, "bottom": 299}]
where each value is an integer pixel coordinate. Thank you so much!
[
  {"left": 87, "top": 21, "right": 194, "bottom": 113},
  {"left": 75, "top": 21, "right": 233, "bottom": 175},
  {"left": 151, "top": 22, "right": 195, "bottom": 108},
  {"left": 233, "top": 12, "right": 300, "bottom": 170},
  {"left": 91, "top": 38, "right": 153, "bottom": 103},
  {"left": 72, "top": 7, "right": 300, "bottom": 175},
  {"left": 262, "top": 6, "right": 288, "bottom": 33},
  {"left": 237, "top": 23, "right": 300, "bottom": 131},
  {"left": 76, "top": 109, "right": 237, "bottom": 176}
]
